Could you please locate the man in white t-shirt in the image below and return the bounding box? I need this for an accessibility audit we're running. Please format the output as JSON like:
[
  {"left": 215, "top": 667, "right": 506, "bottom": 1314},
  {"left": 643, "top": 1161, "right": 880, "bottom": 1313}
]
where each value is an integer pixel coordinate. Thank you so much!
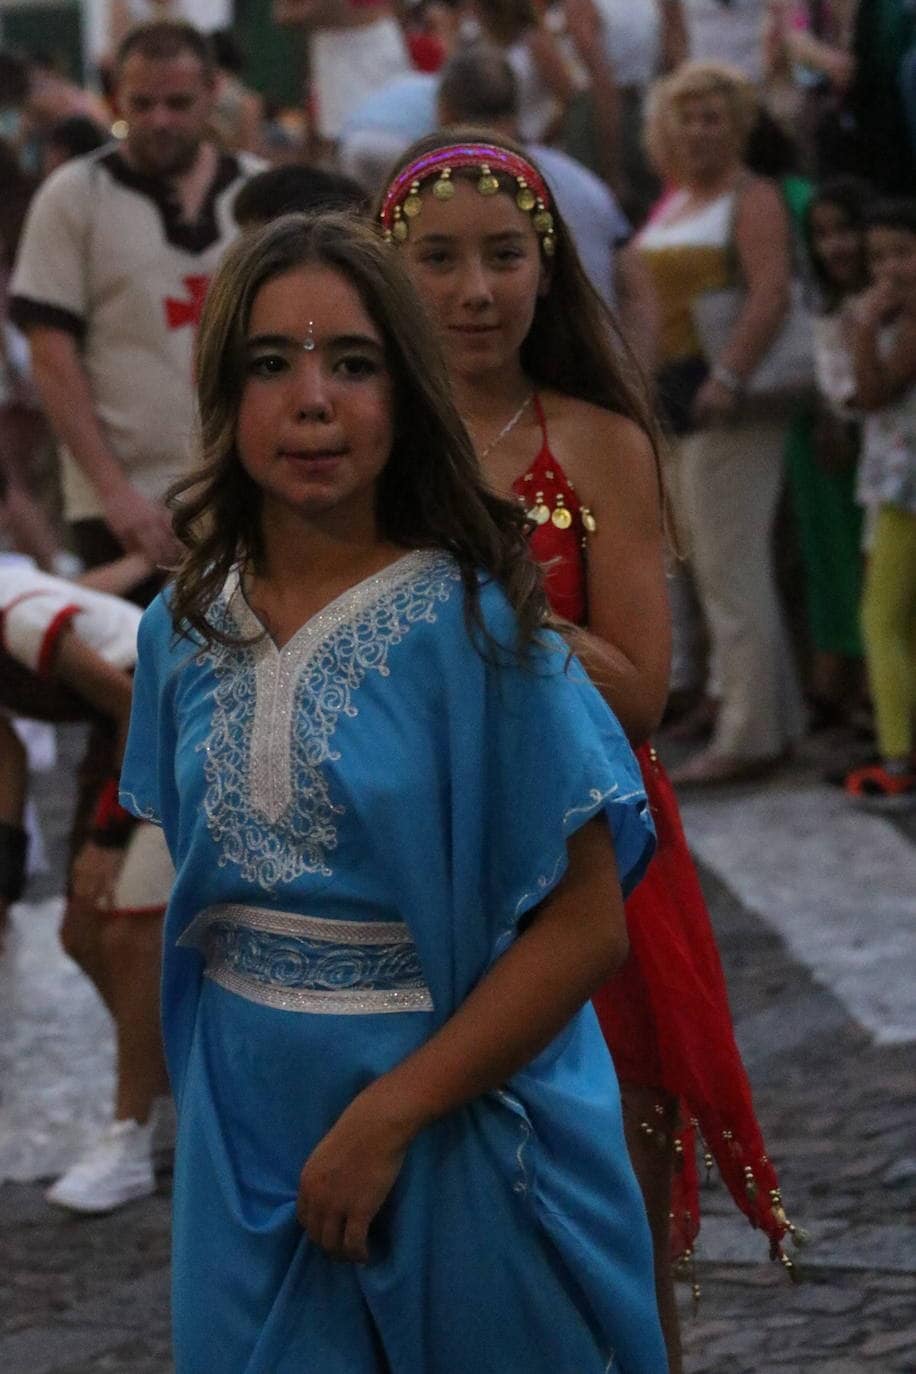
[{"left": 11, "top": 19, "right": 261, "bottom": 575}]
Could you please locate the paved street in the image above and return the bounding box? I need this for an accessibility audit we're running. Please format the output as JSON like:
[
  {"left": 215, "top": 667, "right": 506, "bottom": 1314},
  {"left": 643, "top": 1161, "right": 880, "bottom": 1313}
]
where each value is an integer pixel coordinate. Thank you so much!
[{"left": 1, "top": 723, "right": 914, "bottom": 1373}]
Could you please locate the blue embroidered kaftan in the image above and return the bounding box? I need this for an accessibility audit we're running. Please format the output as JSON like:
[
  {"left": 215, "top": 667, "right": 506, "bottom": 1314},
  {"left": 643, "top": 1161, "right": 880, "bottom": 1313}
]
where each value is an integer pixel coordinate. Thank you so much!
[{"left": 121, "top": 549, "right": 667, "bottom": 1374}]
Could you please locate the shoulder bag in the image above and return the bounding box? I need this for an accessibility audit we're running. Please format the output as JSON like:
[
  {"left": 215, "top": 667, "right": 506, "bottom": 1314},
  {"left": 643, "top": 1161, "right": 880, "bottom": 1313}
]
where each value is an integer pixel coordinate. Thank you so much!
[{"left": 690, "top": 178, "right": 815, "bottom": 400}]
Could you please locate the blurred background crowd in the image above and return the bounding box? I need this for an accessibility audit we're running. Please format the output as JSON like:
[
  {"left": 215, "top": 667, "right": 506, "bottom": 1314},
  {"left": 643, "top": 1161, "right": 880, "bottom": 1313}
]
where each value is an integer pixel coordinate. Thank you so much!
[
  {"left": 0, "top": 0, "right": 913, "bottom": 1298},
  {"left": 1, "top": 0, "right": 914, "bottom": 798}
]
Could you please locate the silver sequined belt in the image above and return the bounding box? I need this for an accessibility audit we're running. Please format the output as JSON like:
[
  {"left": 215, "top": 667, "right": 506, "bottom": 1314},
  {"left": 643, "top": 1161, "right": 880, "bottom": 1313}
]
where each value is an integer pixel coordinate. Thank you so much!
[{"left": 178, "top": 904, "right": 434, "bottom": 1015}]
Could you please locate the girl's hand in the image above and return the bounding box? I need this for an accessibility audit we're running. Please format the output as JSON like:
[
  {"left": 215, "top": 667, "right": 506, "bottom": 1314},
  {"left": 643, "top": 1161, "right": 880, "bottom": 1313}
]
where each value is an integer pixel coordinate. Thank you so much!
[
  {"left": 692, "top": 376, "right": 740, "bottom": 428},
  {"left": 854, "top": 279, "right": 899, "bottom": 330},
  {"left": 297, "top": 1086, "right": 413, "bottom": 1263}
]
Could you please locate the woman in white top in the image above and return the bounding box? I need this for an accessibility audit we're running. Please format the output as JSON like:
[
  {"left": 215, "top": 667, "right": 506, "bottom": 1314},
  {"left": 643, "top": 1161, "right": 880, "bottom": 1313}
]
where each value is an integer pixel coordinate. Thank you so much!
[{"left": 638, "top": 62, "right": 805, "bottom": 783}]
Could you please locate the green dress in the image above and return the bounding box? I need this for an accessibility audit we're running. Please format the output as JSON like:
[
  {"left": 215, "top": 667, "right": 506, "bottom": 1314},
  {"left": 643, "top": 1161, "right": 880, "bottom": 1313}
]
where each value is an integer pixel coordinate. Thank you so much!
[{"left": 782, "top": 176, "right": 863, "bottom": 659}]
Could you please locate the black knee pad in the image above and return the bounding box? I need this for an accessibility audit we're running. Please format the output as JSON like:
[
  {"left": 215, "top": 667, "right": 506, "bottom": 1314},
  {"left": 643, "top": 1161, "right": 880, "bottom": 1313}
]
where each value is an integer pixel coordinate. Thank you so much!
[{"left": 0, "top": 821, "right": 28, "bottom": 903}]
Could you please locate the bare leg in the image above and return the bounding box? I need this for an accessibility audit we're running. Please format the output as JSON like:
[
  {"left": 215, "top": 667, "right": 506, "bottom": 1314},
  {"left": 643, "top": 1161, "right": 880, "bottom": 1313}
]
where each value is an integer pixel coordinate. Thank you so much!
[
  {"left": 0, "top": 718, "right": 28, "bottom": 945},
  {"left": 0, "top": 717, "right": 28, "bottom": 826},
  {"left": 622, "top": 1084, "right": 683, "bottom": 1374},
  {"left": 102, "top": 914, "right": 169, "bottom": 1122},
  {"left": 60, "top": 895, "right": 114, "bottom": 1011},
  {"left": 56, "top": 652, "right": 129, "bottom": 1017}
]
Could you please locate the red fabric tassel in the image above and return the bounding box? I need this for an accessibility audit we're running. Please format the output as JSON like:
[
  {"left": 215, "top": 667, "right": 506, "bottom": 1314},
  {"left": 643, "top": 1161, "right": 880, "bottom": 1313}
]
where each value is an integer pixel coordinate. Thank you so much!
[{"left": 593, "top": 747, "right": 791, "bottom": 1262}]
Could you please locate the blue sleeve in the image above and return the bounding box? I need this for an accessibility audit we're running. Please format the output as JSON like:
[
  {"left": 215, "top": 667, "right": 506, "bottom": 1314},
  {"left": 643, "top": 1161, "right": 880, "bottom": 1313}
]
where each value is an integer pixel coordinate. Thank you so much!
[
  {"left": 478, "top": 585, "right": 654, "bottom": 934},
  {"left": 119, "top": 594, "right": 174, "bottom": 827}
]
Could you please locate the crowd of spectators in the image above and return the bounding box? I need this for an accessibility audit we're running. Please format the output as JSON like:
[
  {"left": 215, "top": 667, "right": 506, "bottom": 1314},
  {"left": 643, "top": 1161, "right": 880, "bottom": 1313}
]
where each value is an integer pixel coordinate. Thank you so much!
[
  {"left": 0, "top": 0, "right": 913, "bottom": 1218},
  {"left": 3, "top": 0, "right": 912, "bottom": 789}
]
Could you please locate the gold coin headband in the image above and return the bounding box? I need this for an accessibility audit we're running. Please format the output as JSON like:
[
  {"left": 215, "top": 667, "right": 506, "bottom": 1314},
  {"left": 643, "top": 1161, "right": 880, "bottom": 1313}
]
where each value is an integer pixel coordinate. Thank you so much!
[{"left": 379, "top": 143, "right": 557, "bottom": 257}]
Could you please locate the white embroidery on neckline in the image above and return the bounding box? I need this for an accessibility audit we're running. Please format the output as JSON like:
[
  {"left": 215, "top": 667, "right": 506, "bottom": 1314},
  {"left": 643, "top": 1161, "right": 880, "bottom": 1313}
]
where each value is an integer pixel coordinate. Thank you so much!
[{"left": 197, "top": 549, "right": 458, "bottom": 891}]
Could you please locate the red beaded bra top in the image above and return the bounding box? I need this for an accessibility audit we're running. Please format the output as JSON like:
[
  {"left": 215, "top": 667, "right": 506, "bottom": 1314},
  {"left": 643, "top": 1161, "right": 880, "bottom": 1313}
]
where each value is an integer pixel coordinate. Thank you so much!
[{"left": 511, "top": 395, "right": 597, "bottom": 626}]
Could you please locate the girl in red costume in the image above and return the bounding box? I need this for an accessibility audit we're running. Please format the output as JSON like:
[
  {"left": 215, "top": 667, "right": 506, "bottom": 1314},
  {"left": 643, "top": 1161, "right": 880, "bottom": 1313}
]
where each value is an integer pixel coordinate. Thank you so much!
[{"left": 378, "top": 132, "right": 803, "bottom": 1371}]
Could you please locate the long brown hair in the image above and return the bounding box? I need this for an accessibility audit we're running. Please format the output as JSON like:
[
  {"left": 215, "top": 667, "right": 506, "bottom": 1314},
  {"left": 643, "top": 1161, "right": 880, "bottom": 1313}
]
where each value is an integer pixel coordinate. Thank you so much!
[{"left": 168, "top": 211, "right": 551, "bottom": 651}]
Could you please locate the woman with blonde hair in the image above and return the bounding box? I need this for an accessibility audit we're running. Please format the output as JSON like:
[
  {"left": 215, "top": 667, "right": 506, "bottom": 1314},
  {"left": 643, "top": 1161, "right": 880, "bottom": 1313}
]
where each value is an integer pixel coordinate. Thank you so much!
[{"left": 639, "top": 61, "right": 806, "bottom": 783}]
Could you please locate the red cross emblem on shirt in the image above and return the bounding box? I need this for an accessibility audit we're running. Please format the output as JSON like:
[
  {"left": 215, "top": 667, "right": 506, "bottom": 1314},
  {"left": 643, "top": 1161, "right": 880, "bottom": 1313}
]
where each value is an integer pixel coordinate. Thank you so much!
[{"left": 164, "top": 274, "right": 210, "bottom": 331}]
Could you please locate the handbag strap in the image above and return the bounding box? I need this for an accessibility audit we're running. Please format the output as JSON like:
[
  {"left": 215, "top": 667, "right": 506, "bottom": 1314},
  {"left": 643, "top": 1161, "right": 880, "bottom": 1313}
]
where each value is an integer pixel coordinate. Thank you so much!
[{"left": 723, "top": 171, "right": 754, "bottom": 289}]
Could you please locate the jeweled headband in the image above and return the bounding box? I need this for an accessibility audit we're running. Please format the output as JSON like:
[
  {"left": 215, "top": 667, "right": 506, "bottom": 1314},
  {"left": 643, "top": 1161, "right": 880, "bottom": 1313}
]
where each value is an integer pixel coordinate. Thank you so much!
[{"left": 379, "top": 142, "right": 556, "bottom": 257}]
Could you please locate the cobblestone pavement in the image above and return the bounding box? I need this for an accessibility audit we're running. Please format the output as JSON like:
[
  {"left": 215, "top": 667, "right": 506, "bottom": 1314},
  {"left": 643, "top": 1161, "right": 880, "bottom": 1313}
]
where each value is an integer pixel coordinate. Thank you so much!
[{"left": 1, "top": 725, "right": 913, "bottom": 1372}]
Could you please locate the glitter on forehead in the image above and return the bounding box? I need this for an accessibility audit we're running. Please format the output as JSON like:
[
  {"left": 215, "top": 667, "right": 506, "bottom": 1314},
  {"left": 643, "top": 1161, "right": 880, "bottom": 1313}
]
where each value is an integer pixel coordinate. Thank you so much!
[{"left": 303, "top": 321, "right": 316, "bottom": 352}]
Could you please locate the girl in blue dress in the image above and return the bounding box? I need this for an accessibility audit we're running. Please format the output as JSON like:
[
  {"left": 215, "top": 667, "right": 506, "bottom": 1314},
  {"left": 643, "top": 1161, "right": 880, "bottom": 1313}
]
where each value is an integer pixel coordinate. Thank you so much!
[{"left": 120, "top": 212, "right": 668, "bottom": 1374}]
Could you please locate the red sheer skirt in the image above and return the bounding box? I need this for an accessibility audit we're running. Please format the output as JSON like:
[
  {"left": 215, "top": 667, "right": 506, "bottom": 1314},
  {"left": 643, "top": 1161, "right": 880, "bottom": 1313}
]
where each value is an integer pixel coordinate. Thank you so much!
[
  {"left": 515, "top": 411, "right": 799, "bottom": 1273},
  {"left": 592, "top": 745, "right": 799, "bottom": 1271}
]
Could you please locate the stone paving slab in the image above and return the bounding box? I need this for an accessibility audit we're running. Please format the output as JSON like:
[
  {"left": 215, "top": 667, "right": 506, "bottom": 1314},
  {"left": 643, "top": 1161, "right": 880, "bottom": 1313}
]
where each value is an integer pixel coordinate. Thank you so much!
[
  {"left": 681, "top": 1270, "right": 916, "bottom": 1373},
  {"left": 696, "top": 1213, "right": 916, "bottom": 1274},
  {"left": 1, "top": 1186, "right": 171, "bottom": 1339},
  {"left": 678, "top": 784, "right": 916, "bottom": 1045},
  {"left": 1, "top": 1270, "right": 169, "bottom": 1374},
  {"left": 0, "top": 899, "right": 114, "bottom": 1184}
]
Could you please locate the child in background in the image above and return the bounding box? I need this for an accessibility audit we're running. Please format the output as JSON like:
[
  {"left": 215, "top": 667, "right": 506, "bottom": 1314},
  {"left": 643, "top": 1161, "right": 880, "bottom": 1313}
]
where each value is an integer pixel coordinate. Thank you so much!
[
  {"left": 844, "top": 198, "right": 916, "bottom": 808},
  {"left": 794, "top": 176, "right": 871, "bottom": 731},
  {"left": 0, "top": 551, "right": 175, "bottom": 1210}
]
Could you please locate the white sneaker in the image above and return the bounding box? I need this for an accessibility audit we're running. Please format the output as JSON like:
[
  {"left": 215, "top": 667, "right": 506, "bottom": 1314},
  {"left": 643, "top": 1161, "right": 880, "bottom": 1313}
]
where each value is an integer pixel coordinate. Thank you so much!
[{"left": 46, "top": 1117, "right": 156, "bottom": 1214}]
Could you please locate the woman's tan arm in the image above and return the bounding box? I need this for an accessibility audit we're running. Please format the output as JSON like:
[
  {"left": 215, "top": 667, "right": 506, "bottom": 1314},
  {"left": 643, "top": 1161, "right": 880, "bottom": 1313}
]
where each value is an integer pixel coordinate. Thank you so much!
[{"left": 718, "top": 177, "right": 792, "bottom": 382}]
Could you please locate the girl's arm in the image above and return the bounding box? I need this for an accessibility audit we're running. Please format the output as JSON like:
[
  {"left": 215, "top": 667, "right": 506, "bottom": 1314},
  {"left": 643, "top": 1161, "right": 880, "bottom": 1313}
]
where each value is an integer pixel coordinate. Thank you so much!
[
  {"left": 851, "top": 289, "right": 916, "bottom": 410},
  {"left": 565, "top": 411, "right": 671, "bottom": 746},
  {"left": 297, "top": 815, "right": 629, "bottom": 1261}
]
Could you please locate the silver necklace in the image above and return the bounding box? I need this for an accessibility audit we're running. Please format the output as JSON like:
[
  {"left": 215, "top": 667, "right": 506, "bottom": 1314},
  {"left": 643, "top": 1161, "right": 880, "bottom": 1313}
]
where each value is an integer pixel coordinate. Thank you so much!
[{"left": 474, "top": 392, "right": 534, "bottom": 460}]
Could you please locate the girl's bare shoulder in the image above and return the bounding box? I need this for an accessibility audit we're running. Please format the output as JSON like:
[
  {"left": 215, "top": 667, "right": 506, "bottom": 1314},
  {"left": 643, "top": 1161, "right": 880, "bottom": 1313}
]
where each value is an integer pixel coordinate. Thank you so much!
[{"left": 538, "top": 390, "right": 659, "bottom": 510}]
